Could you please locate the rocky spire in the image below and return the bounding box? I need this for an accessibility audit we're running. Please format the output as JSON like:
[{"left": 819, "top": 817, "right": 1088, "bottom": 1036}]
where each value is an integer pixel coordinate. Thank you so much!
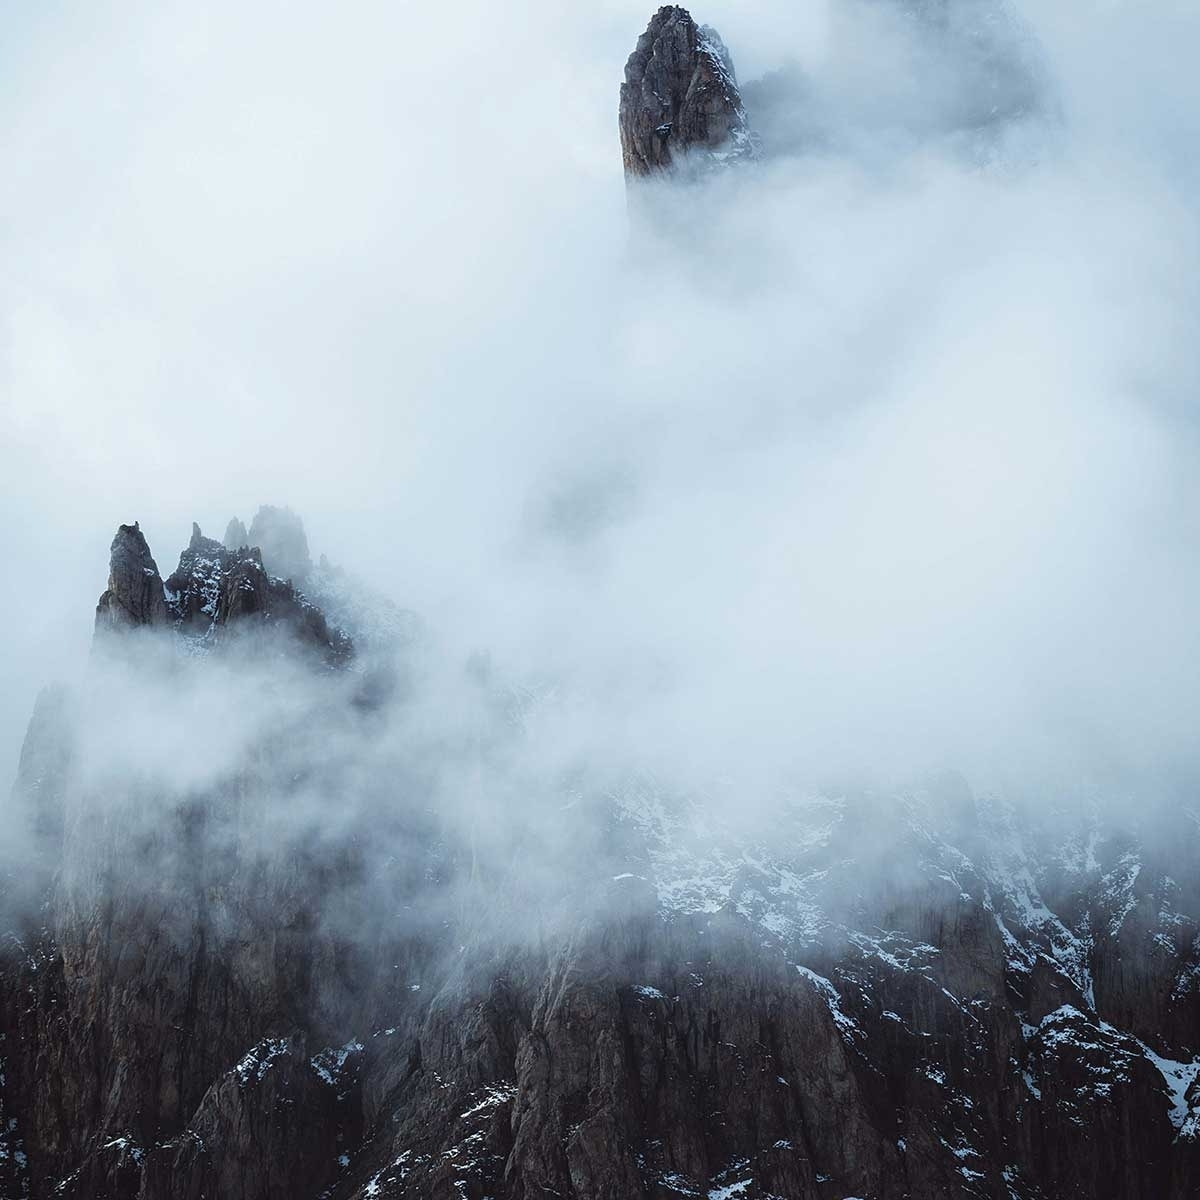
[
  {"left": 248, "top": 504, "right": 312, "bottom": 583},
  {"left": 619, "top": 6, "right": 756, "bottom": 181},
  {"left": 163, "top": 514, "right": 348, "bottom": 662},
  {"left": 222, "top": 517, "right": 248, "bottom": 551},
  {"left": 89, "top": 515, "right": 349, "bottom": 663},
  {"left": 94, "top": 522, "right": 167, "bottom": 632}
]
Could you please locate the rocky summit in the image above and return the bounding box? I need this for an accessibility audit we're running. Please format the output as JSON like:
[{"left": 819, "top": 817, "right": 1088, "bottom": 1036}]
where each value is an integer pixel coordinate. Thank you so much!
[
  {"left": 90, "top": 515, "right": 350, "bottom": 665},
  {"left": 619, "top": 6, "right": 756, "bottom": 180},
  {"left": 94, "top": 523, "right": 168, "bottom": 632}
]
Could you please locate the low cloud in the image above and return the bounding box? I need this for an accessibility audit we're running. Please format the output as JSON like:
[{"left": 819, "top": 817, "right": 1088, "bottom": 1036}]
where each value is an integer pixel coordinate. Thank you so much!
[{"left": 4, "top": 0, "right": 1200, "bottom": 869}]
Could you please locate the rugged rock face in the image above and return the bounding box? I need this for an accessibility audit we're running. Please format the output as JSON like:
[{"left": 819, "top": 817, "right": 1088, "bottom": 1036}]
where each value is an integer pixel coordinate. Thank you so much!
[
  {"left": 620, "top": 6, "right": 756, "bottom": 180},
  {"left": 3, "top": 511, "right": 1199, "bottom": 1200},
  {"left": 2, "top": 515, "right": 363, "bottom": 1199},
  {"left": 155, "top": 520, "right": 349, "bottom": 663},
  {"left": 95, "top": 523, "right": 167, "bottom": 632}
]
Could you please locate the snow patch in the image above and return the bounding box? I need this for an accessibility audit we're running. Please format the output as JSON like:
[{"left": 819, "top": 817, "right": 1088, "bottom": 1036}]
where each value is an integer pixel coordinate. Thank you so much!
[
  {"left": 795, "top": 965, "right": 862, "bottom": 1041},
  {"left": 234, "top": 1037, "right": 289, "bottom": 1087}
]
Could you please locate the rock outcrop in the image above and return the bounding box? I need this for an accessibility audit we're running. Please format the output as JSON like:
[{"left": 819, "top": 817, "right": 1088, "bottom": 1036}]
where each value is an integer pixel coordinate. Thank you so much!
[
  {"left": 620, "top": 0, "right": 1049, "bottom": 183},
  {"left": 161, "top": 520, "right": 347, "bottom": 662},
  {"left": 94, "top": 523, "right": 167, "bottom": 632},
  {"left": 87, "top": 515, "right": 351, "bottom": 665},
  {"left": 620, "top": 6, "right": 756, "bottom": 180}
]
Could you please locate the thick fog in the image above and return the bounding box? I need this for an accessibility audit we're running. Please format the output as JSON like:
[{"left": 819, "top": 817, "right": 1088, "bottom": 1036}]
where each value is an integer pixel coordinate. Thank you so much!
[{"left": 3, "top": 0, "right": 1200, "bottom": 823}]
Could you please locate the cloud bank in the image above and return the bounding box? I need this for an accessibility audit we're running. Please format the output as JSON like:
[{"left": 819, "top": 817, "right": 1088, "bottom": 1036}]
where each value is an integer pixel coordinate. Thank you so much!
[{"left": 3, "top": 0, "right": 1200, "bottom": 819}]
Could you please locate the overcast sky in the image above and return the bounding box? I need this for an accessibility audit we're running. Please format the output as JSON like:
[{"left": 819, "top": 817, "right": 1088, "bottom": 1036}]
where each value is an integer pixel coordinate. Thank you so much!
[{"left": 3, "top": 0, "right": 1199, "bottom": 796}]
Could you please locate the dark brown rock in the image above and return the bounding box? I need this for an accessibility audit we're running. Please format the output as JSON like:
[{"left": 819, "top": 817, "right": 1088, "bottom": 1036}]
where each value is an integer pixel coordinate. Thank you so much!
[
  {"left": 95, "top": 523, "right": 167, "bottom": 632},
  {"left": 619, "top": 7, "right": 756, "bottom": 180},
  {"left": 135, "top": 1035, "right": 359, "bottom": 1200},
  {"left": 161, "top": 521, "right": 350, "bottom": 664}
]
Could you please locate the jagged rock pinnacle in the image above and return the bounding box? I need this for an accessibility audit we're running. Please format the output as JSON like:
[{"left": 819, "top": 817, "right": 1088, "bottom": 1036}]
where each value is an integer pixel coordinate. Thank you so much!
[
  {"left": 223, "top": 517, "right": 248, "bottom": 551},
  {"left": 619, "top": 6, "right": 756, "bottom": 180},
  {"left": 90, "top": 516, "right": 349, "bottom": 663},
  {"left": 94, "top": 522, "right": 167, "bottom": 632}
]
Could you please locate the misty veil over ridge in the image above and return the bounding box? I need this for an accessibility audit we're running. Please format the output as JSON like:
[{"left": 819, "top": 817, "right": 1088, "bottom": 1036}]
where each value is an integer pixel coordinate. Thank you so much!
[{"left": 3, "top": 1, "right": 1200, "bottom": 1198}]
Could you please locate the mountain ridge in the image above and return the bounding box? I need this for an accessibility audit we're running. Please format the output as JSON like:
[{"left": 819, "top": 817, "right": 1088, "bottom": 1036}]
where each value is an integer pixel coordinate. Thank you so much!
[{"left": 2, "top": 507, "right": 1198, "bottom": 1198}]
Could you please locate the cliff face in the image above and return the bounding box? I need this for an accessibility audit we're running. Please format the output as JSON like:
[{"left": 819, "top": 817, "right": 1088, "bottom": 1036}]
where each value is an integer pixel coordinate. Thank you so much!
[{"left": 2, "top": 512, "right": 1198, "bottom": 1200}]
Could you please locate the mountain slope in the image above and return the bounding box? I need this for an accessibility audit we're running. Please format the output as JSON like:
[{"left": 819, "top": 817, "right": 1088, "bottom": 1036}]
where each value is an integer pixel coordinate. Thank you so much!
[{"left": 2, "top": 512, "right": 1198, "bottom": 1200}]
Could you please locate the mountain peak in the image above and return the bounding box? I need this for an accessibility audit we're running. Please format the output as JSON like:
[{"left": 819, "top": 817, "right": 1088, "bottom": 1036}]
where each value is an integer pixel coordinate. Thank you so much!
[
  {"left": 619, "top": 6, "right": 756, "bottom": 181},
  {"left": 223, "top": 517, "right": 249, "bottom": 551},
  {"left": 92, "top": 515, "right": 349, "bottom": 663},
  {"left": 94, "top": 522, "right": 167, "bottom": 632}
]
